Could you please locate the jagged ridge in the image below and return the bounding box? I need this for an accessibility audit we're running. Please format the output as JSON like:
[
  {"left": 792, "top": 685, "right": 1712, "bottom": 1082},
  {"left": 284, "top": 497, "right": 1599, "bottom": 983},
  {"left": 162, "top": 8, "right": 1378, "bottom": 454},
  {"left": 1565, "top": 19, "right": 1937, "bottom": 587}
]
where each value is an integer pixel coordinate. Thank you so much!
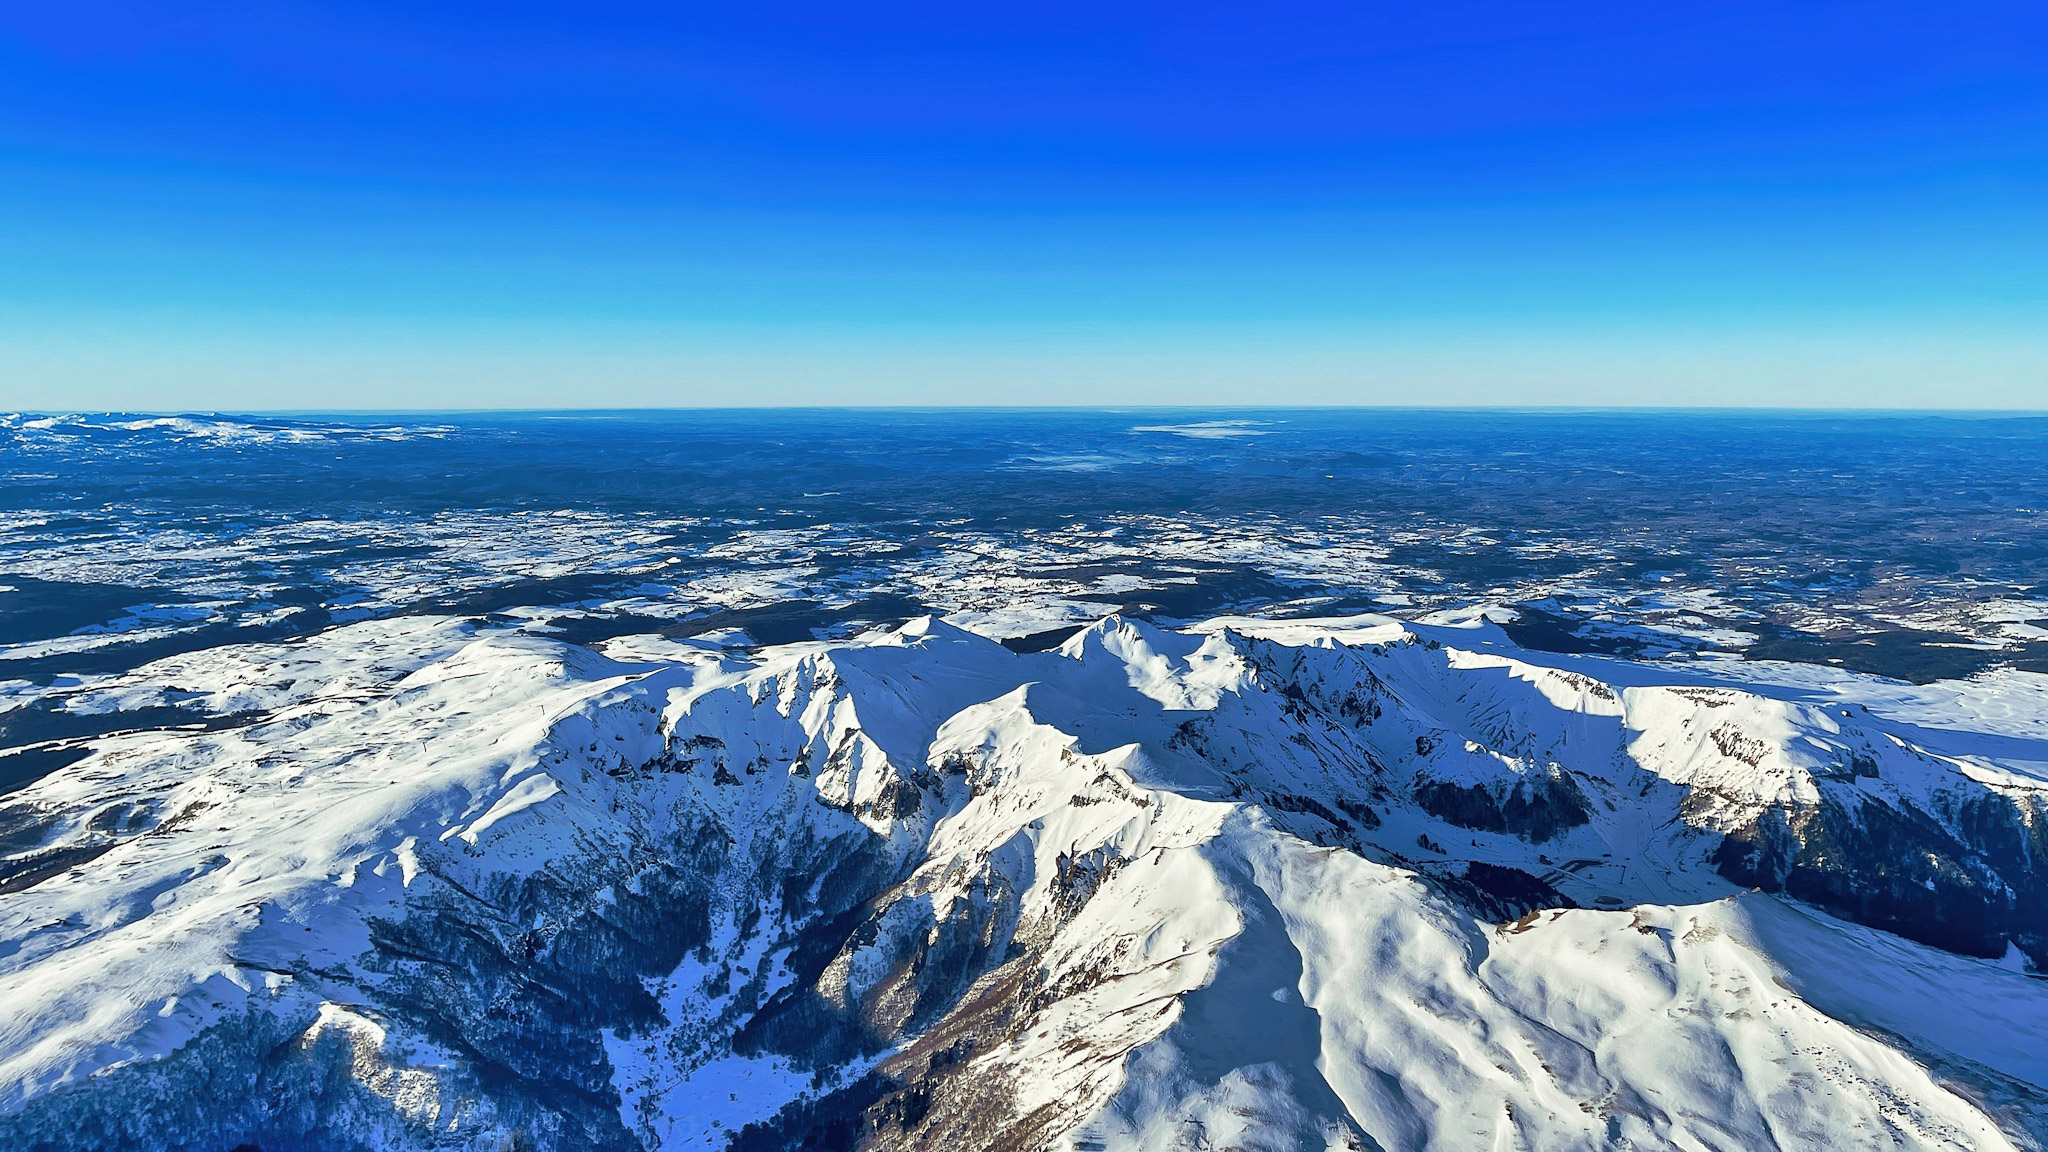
[{"left": 2, "top": 613, "right": 2046, "bottom": 1151}]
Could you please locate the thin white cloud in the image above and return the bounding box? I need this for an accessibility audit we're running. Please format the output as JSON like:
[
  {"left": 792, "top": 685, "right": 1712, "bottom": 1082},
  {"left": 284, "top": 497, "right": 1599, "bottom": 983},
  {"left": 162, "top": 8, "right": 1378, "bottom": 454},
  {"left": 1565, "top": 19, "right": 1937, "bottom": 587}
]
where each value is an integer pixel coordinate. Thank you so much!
[{"left": 1129, "top": 420, "right": 1281, "bottom": 439}]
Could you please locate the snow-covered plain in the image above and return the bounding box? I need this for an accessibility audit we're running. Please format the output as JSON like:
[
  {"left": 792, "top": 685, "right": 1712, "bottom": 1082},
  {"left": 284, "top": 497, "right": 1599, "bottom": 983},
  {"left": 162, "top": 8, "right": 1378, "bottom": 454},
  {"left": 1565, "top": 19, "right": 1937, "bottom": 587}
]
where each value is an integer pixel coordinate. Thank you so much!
[
  {"left": 9, "top": 410, "right": 2048, "bottom": 687},
  {"left": 4, "top": 611, "right": 2046, "bottom": 1151}
]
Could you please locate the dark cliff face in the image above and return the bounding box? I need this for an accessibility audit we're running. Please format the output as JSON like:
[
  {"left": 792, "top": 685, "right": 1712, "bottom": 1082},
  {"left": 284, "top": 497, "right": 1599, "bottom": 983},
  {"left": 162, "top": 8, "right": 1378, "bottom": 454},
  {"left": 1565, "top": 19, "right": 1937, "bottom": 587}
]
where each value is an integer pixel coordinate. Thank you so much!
[
  {"left": 357, "top": 842, "right": 723, "bottom": 1151},
  {"left": 0, "top": 773, "right": 928, "bottom": 1152},
  {"left": 1713, "top": 786, "right": 2048, "bottom": 967},
  {"left": 1413, "top": 777, "right": 1592, "bottom": 845},
  {"left": 1240, "top": 633, "right": 2048, "bottom": 971}
]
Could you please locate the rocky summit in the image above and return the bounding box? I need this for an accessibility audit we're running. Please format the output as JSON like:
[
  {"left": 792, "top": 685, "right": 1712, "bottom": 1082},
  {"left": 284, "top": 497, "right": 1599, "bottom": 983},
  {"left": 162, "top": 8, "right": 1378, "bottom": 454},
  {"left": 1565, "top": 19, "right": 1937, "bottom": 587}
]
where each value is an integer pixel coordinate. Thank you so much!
[{"left": 5, "top": 609, "right": 2047, "bottom": 1152}]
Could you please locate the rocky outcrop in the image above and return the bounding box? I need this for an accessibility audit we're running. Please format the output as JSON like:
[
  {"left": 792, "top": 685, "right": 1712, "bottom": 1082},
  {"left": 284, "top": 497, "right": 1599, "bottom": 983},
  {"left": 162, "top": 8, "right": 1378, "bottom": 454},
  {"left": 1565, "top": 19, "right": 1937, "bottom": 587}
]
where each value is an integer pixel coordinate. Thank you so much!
[{"left": 4, "top": 615, "right": 2048, "bottom": 1151}]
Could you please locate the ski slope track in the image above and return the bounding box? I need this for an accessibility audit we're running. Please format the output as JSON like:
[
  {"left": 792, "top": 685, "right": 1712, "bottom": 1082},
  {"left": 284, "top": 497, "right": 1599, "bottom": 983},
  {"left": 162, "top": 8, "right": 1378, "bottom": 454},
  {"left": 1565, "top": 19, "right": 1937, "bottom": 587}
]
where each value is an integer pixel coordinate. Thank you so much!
[{"left": 3, "top": 612, "right": 2047, "bottom": 1151}]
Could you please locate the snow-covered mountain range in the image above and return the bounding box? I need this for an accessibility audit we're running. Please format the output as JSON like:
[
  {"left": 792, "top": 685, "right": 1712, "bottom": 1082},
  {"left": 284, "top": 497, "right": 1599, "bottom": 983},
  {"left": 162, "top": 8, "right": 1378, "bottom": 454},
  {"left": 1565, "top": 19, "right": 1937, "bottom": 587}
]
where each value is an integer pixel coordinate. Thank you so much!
[{"left": 4, "top": 610, "right": 2046, "bottom": 1151}]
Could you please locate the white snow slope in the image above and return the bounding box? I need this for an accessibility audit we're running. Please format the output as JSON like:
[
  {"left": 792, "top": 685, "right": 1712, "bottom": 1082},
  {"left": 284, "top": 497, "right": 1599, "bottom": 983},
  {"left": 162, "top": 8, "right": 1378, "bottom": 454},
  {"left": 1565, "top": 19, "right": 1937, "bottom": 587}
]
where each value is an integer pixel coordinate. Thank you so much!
[{"left": 2, "top": 612, "right": 2046, "bottom": 1152}]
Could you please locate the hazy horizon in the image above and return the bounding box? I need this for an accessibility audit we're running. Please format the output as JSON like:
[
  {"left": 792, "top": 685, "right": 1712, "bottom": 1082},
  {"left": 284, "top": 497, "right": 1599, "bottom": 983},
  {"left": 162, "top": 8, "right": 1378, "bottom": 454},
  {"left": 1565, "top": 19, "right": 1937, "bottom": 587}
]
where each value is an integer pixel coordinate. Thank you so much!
[{"left": 14, "top": 405, "right": 2048, "bottom": 417}]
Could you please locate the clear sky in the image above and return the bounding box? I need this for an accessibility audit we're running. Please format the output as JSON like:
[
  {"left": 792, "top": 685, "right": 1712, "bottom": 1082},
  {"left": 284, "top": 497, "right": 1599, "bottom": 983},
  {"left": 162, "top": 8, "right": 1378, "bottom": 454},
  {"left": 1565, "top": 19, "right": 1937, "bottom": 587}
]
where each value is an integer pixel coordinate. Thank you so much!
[{"left": 2, "top": 1, "right": 2045, "bottom": 409}]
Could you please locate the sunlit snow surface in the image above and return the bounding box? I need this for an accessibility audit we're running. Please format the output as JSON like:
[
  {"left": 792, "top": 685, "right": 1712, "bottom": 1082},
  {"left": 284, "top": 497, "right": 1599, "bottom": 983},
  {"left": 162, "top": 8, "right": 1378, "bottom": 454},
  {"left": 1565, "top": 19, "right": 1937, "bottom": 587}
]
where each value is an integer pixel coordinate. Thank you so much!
[
  {"left": 5, "top": 409, "right": 2048, "bottom": 684},
  {"left": 4, "top": 410, "right": 2048, "bottom": 1151}
]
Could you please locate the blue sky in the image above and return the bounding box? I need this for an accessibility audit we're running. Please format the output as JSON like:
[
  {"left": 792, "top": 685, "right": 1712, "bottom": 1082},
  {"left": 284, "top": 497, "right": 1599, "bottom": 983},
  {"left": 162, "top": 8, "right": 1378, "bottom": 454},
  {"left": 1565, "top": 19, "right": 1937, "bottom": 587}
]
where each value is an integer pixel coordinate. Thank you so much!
[{"left": 2, "top": 1, "right": 2044, "bottom": 408}]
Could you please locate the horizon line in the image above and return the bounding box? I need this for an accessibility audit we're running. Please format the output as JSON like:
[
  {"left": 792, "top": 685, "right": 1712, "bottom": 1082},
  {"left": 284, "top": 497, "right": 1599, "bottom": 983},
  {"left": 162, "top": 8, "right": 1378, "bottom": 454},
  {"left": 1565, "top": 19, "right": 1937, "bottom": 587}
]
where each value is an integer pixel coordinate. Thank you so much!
[{"left": 13, "top": 405, "right": 2048, "bottom": 419}]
